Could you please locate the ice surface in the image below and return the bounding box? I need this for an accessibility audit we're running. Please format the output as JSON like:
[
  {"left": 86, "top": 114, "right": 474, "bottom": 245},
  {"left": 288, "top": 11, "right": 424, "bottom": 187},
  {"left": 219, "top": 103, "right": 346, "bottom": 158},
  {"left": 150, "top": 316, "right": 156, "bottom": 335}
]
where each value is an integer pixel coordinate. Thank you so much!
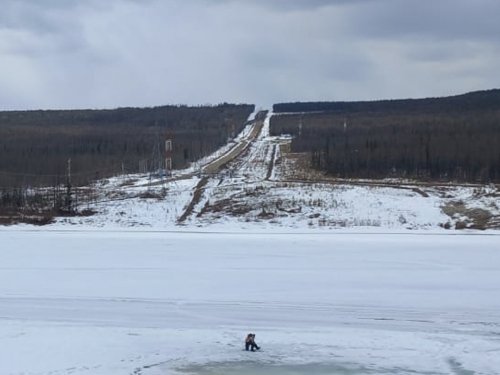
[{"left": 1, "top": 230, "right": 499, "bottom": 374}]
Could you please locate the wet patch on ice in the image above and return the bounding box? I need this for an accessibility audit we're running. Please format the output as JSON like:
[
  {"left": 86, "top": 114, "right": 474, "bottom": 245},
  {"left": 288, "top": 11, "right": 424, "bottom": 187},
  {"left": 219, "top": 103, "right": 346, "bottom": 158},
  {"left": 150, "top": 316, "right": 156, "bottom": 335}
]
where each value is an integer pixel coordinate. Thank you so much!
[
  {"left": 447, "top": 358, "right": 475, "bottom": 375},
  {"left": 176, "top": 360, "right": 446, "bottom": 375}
]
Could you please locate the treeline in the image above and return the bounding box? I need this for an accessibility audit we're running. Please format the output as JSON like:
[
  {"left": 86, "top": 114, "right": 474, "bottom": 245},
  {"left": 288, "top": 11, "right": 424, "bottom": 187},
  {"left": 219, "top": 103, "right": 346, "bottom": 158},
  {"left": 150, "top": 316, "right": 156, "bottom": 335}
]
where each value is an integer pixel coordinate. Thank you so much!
[
  {"left": 270, "top": 89, "right": 500, "bottom": 182},
  {"left": 273, "top": 89, "right": 500, "bottom": 114},
  {"left": 0, "top": 104, "right": 254, "bottom": 187}
]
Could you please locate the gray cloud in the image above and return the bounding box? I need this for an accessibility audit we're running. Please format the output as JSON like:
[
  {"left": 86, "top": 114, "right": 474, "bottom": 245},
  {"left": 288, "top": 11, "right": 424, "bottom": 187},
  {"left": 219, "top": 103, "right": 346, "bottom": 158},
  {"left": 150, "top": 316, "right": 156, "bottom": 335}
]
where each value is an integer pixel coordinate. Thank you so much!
[
  {"left": 207, "top": 0, "right": 372, "bottom": 11},
  {"left": 0, "top": 0, "right": 499, "bottom": 110},
  {"left": 348, "top": 0, "right": 500, "bottom": 41}
]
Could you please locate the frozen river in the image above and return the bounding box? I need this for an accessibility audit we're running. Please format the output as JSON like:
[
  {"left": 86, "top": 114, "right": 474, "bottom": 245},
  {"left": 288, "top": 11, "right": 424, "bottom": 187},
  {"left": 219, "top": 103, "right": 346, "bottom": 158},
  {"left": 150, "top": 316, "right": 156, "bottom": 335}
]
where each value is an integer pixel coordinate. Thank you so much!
[{"left": 0, "top": 230, "right": 499, "bottom": 374}]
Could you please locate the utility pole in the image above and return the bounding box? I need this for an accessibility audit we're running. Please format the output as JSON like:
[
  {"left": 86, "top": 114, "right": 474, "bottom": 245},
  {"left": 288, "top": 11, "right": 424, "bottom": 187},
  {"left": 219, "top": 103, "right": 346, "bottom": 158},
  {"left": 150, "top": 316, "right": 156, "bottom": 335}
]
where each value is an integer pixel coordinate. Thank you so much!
[
  {"left": 165, "top": 132, "right": 173, "bottom": 176},
  {"left": 65, "top": 158, "right": 72, "bottom": 212},
  {"left": 67, "top": 158, "right": 71, "bottom": 186}
]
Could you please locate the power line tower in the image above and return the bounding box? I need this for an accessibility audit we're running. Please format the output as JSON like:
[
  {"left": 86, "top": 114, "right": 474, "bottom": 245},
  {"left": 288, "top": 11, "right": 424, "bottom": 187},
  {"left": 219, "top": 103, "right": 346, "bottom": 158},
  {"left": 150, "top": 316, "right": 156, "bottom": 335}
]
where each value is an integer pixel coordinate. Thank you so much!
[{"left": 165, "top": 132, "right": 173, "bottom": 176}]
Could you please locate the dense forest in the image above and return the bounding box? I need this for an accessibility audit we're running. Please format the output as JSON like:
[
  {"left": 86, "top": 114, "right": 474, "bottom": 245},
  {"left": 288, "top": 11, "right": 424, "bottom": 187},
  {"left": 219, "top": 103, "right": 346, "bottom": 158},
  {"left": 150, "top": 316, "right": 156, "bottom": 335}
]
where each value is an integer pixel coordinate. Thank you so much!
[
  {"left": 271, "top": 89, "right": 500, "bottom": 182},
  {"left": 0, "top": 104, "right": 254, "bottom": 188}
]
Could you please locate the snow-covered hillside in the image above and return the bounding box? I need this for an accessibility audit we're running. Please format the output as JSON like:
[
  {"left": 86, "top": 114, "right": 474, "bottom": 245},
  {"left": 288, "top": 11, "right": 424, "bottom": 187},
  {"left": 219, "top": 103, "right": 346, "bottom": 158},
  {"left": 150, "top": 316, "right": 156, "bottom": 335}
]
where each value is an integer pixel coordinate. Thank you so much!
[{"left": 43, "top": 112, "right": 499, "bottom": 232}]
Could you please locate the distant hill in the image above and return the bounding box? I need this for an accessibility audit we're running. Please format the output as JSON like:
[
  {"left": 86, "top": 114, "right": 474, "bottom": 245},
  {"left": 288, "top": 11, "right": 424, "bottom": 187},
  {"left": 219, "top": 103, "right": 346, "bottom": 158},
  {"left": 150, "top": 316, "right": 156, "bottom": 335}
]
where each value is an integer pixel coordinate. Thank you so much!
[
  {"left": 271, "top": 89, "right": 500, "bottom": 183},
  {"left": 273, "top": 89, "right": 500, "bottom": 114}
]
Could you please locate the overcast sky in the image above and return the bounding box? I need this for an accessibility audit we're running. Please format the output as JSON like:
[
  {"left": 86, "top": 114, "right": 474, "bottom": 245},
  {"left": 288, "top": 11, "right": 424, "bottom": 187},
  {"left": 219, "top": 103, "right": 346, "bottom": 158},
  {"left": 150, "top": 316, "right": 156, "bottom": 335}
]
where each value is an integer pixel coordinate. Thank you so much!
[{"left": 1, "top": 0, "right": 499, "bottom": 110}]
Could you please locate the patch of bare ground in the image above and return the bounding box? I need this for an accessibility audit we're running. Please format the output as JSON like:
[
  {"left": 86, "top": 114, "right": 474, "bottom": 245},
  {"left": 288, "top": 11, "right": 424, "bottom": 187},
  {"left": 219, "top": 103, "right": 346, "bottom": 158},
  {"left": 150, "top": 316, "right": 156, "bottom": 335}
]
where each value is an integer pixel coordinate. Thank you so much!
[
  {"left": 257, "top": 208, "right": 276, "bottom": 219},
  {"left": 138, "top": 189, "right": 167, "bottom": 200},
  {"left": 0, "top": 208, "right": 96, "bottom": 226},
  {"left": 242, "top": 185, "right": 266, "bottom": 197},
  {"left": 118, "top": 178, "right": 138, "bottom": 187},
  {"left": 442, "top": 201, "right": 495, "bottom": 230},
  {"left": 198, "top": 198, "right": 253, "bottom": 218},
  {"left": 105, "top": 190, "right": 132, "bottom": 200},
  {"left": 411, "top": 187, "right": 429, "bottom": 197},
  {"left": 177, "top": 177, "right": 209, "bottom": 223},
  {"left": 0, "top": 211, "right": 55, "bottom": 226},
  {"left": 199, "top": 193, "right": 305, "bottom": 222}
]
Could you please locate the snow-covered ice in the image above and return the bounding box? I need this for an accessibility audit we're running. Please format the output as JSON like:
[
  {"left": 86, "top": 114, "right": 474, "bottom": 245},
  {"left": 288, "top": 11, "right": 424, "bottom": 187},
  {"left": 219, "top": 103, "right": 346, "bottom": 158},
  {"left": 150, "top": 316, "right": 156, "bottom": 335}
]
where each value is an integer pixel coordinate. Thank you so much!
[{"left": 1, "top": 230, "right": 499, "bottom": 374}]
